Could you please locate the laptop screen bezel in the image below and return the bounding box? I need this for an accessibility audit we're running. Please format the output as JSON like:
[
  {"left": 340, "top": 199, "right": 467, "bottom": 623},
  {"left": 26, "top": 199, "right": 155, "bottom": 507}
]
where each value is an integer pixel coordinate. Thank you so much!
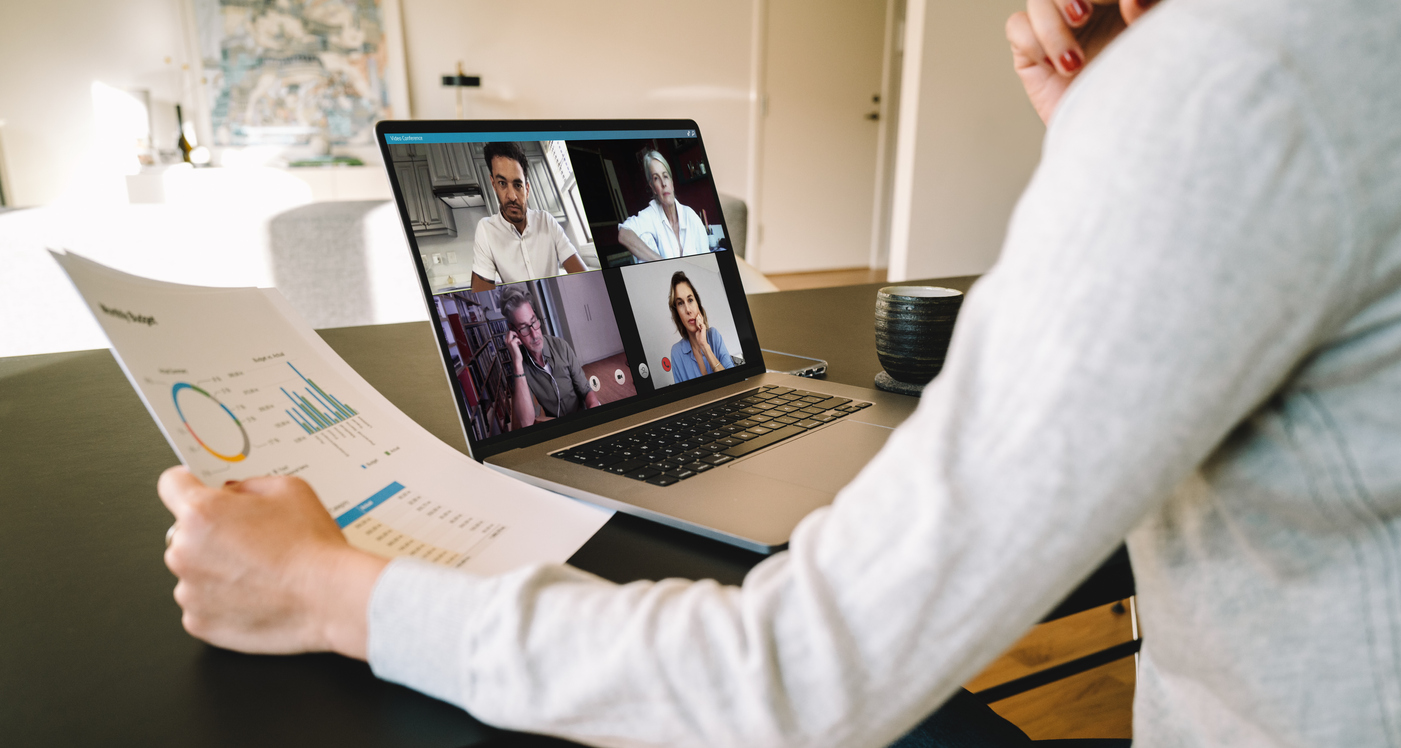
[{"left": 375, "top": 118, "right": 768, "bottom": 461}]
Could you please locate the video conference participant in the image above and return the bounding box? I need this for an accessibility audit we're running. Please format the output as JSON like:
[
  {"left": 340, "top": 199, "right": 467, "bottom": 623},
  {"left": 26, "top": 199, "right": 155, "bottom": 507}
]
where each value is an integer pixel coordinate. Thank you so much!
[
  {"left": 500, "top": 288, "right": 600, "bottom": 429},
  {"left": 667, "top": 271, "right": 732, "bottom": 383},
  {"left": 616, "top": 150, "right": 710, "bottom": 262},
  {"left": 471, "top": 142, "right": 587, "bottom": 291}
]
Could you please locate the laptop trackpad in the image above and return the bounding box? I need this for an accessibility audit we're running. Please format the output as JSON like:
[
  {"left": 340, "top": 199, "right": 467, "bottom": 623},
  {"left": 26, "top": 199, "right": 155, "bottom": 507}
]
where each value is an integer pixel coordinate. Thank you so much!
[{"left": 729, "top": 420, "right": 892, "bottom": 493}]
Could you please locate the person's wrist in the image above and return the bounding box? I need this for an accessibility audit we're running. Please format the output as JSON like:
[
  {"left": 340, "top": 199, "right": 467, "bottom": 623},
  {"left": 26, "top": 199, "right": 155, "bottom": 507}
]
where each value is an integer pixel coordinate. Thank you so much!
[{"left": 302, "top": 545, "right": 389, "bottom": 660}]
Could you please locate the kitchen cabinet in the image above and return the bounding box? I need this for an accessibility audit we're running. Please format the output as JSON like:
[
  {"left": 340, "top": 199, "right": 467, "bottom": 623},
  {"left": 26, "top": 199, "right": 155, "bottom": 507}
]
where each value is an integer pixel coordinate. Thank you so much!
[
  {"left": 393, "top": 158, "right": 456, "bottom": 237},
  {"left": 427, "top": 143, "right": 479, "bottom": 190},
  {"left": 389, "top": 143, "right": 428, "bottom": 162}
]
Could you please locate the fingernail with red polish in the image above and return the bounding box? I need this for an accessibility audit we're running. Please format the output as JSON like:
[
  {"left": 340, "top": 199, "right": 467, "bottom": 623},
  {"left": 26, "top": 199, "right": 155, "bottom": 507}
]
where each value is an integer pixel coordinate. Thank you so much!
[
  {"left": 1059, "top": 50, "right": 1083, "bottom": 73},
  {"left": 1066, "top": 0, "right": 1089, "bottom": 23},
  {"left": 224, "top": 480, "right": 240, "bottom": 487}
]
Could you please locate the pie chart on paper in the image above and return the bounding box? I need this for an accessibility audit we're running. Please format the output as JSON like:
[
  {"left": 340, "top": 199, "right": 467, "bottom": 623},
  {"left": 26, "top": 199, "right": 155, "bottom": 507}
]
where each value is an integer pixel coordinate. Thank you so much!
[{"left": 171, "top": 382, "right": 251, "bottom": 462}]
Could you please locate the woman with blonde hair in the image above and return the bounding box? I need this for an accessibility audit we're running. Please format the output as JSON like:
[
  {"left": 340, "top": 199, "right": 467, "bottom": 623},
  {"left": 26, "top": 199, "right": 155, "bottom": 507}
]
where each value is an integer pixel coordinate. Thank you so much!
[{"left": 617, "top": 149, "right": 710, "bottom": 262}]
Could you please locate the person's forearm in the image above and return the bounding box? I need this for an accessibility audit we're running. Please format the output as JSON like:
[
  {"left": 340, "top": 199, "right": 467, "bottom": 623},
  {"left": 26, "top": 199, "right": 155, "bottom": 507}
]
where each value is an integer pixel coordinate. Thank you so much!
[
  {"left": 695, "top": 336, "right": 722, "bottom": 372},
  {"left": 617, "top": 229, "right": 662, "bottom": 262},
  {"left": 316, "top": 548, "right": 390, "bottom": 660},
  {"left": 510, "top": 373, "right": 535, "bottom": 429}
]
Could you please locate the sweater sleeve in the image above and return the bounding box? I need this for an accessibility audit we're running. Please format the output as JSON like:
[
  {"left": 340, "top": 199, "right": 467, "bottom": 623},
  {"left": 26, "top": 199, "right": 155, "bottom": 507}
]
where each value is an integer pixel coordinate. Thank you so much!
[{"left": 368, "top": 12, "right": 1359, "bottom": 748}]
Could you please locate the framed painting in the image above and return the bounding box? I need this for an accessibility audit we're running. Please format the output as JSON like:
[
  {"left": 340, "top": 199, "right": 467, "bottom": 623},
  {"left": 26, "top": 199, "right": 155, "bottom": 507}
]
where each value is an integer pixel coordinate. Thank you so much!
[{"left": 188, "top": 0, "right": 411, "bottom": 150}]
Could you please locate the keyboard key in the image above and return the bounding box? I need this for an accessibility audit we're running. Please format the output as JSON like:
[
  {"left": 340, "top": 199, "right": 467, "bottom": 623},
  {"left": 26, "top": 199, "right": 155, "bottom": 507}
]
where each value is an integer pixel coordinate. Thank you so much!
[
  {"left": 774, "top": 416, "right": 800, "bottom": 425},
  {"left": 721, "top": 425, "right": 806, "bottom": 457},
  {"left": 645, "top": 475, "right": 679, "bottom": 486},
  {"left": 702, "top": 454, "right": 735, "bottom": 466},
  {"left": 732, "top": 419, "right": 758, "bottom": 429},
  {"left": 663, "top": 469, "right": 697, "bottom": 480},
  {"left": 716, "top": 437, "right": 744, "bottom": 447},
  {"left": 739, "top": 407, "right": 765, "bottom": 415},
  {"left": 732, "top": 431, "right": 758, "bottom": 441},
  {"left": 686, "top": 461, "right": 713, "bottom": 473},
  {"left": 812, "top": 414, "right": 837, "bottom": 423},
  {"left": 813, "top": 397, "right": 852, "bottom": 410},
  {"left": 852, "top": 401, "right": 872, "bottom": 409},
  {"left": 775, "top": 405, "right": 801, "bottom": 413},
  {"left": 746, "top": 426, "right": 773, "bottom": 436},
  {"left": 607, "top": 458, "right": 650, "bottom": 474},
  {"left": 795, "top": 419, "right": 822, "bottom": 429},
  {"left": 626, "top": 468, "right": 661, "bottom": 480}
]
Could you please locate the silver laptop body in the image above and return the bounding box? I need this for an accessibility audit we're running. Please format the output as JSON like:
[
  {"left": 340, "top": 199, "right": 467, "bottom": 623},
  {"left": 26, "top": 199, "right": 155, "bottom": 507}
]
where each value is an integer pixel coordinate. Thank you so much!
[{"left": 376, "top": 119, "right": 915, "bottom": 553}]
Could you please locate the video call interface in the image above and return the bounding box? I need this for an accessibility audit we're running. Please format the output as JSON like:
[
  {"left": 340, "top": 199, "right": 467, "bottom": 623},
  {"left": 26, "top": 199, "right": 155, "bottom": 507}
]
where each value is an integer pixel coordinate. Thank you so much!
[{"left": 384, "top": 128, "right": 754, "bottom": 446}]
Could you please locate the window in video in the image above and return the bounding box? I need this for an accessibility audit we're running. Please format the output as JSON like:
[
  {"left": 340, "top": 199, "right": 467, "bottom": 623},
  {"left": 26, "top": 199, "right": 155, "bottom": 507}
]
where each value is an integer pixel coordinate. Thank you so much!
[
  {"left": 620, "top": 254, "right": 743, "bottom": 389},
  {"left": 435, "top": 270, "right": 637, "bottom": 441},
  {"left": 388, "top": 140, "right": 596, "bottom": 293},
  {"left": 567, "top": 136, "right": 730, "bottom": 269}
]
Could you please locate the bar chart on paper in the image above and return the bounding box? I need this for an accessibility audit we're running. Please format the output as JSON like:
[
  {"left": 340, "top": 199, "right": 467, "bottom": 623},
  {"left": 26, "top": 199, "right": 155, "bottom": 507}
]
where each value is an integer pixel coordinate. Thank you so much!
[{"left": 282, "top": 363, "right": 356, "bottom": 434}]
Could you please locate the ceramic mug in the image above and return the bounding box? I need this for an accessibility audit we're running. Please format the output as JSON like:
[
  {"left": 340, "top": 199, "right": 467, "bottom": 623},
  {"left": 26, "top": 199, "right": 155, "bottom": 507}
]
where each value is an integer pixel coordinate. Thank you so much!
[{"left": 875, "top": 286, "right": 964, "bottom": 385}]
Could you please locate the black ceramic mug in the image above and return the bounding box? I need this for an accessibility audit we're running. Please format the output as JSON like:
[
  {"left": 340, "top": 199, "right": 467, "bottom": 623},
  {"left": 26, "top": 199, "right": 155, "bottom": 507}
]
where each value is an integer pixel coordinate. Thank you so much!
[{"left": 874, "top": 286, "right": 964, "bottom": 387}]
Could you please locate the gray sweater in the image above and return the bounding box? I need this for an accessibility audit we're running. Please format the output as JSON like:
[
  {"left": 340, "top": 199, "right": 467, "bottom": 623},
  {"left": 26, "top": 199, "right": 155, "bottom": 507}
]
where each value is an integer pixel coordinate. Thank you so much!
[{"left": 368, "top": 0, "right": 1401, "bottom": 745}]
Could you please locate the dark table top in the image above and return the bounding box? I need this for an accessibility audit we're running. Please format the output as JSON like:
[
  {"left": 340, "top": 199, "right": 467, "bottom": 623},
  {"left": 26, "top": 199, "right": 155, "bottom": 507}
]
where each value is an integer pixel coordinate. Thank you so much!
[{"left": 0, "top": 275, "right": 1127, "bottom": 746}]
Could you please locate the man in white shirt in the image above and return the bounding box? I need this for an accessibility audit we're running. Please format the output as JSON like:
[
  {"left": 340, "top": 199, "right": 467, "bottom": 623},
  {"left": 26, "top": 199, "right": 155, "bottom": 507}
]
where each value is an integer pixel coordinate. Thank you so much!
[{"left": 470, "top": 141, "right": 587, "bottom": 291}]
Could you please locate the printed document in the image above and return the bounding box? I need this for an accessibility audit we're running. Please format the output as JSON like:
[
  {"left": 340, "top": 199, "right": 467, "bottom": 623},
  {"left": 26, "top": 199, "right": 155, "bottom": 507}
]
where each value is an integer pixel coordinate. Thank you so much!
[{"left": 52, "top": 251, "right": 612, "bottom": 575}]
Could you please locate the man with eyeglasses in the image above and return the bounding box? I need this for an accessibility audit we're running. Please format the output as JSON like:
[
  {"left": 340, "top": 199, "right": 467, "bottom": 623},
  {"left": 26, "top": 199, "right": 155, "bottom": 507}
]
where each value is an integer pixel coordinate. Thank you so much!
[{"left": 500, "top": 288, "right": 600, "bottom": 430}]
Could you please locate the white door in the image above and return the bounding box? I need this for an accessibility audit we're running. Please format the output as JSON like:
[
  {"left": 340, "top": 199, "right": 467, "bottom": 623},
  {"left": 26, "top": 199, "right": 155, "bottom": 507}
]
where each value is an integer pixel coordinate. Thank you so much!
[{"left": 755, "top": 0, "right": 887, "bottom": 275}]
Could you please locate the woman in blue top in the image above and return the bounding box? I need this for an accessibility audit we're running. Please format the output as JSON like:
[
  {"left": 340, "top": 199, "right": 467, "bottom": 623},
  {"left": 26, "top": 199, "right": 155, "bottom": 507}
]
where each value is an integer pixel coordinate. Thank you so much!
[{"left": 667, "top": 271, "right": 732, "bottom": 383}]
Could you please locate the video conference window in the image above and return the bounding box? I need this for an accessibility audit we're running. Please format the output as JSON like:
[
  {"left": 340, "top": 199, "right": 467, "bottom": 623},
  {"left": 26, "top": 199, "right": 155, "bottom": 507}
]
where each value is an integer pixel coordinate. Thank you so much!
[
  {"left": 435, "top": 271, "right": 637, "bottom": 440},
  {"left": 567, "top": 137, "right": 731, "bottom": 269},
  {"left": 621, "top": 254, "right": 742, "bottom": 388},
  {"left": 388, "top": 140, "right": 593, "bottom": 293}
]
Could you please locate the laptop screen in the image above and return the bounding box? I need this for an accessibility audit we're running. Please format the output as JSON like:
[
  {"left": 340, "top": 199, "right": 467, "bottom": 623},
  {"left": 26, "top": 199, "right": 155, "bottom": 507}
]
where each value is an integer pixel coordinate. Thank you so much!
[{"left": 376, "top": 120, "right": 764, "bottom": 459}]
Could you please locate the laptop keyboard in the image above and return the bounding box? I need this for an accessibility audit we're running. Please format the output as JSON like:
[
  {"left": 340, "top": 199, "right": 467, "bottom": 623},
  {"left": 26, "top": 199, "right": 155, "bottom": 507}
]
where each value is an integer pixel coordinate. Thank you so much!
[{"left": 552, "top": 385, "right": 872, "bottom": 486}]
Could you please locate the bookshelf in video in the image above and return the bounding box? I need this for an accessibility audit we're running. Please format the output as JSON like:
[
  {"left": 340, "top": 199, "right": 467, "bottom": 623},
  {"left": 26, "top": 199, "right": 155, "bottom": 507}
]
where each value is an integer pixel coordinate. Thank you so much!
[{"left": 384, "top": 127, "right": 756, "bottom": 447}]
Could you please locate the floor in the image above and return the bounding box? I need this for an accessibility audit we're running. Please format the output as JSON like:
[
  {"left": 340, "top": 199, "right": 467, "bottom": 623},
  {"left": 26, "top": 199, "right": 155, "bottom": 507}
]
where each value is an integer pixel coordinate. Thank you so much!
[
  {"left": 765, "top": 266, "right": 1136, "bottom": 740},
  {"left": 582, "top": 353, "right": 637, "bottom": 404},
  {"left": 967, "top": 600, "right": 1137, "bottom": 739}
]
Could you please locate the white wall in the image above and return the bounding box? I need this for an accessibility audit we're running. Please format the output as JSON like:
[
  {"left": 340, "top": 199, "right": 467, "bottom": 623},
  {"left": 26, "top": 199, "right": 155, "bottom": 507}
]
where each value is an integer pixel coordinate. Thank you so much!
[
  {"left": 887, "top": 0, "right": 1045, "bottom": 281},
  {"left": 398, "top": 0, "right": 756, "bottom": 202},
  {"left": 0, "top": 0, "right": 193, "bottom": 206}
]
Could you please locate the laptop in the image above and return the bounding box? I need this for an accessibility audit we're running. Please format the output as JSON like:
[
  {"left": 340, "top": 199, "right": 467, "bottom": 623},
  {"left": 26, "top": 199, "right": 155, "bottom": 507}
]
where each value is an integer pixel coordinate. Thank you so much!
[{"left": 375, "top": 119, "right": 917, "bottom": 553}]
